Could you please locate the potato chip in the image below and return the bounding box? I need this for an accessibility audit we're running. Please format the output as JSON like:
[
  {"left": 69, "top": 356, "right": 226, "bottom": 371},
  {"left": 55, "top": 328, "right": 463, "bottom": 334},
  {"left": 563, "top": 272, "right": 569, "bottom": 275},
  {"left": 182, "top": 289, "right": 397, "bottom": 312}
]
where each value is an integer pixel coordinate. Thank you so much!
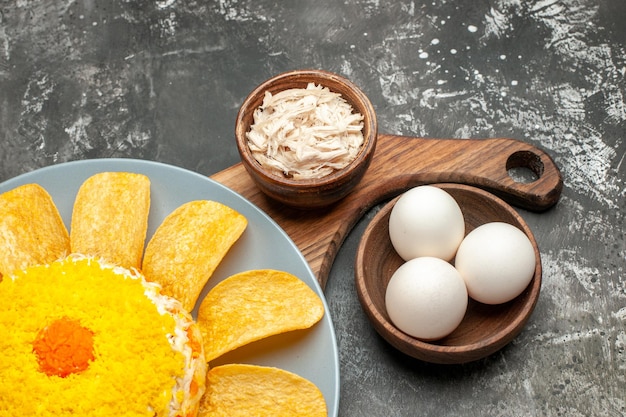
[
  {"left": 142, "top": 200, "right": 247, "bottom": 311},
  {"left": 197, "top": 269, "right": 324, "bottom": 362},
  {"left": 198, "top": 364, "right": 327, "bottom": 417},
  {"left": 70, "top": 172, "right": 150, "bottom": 270},
  {"left": 0, "top": 183, "right": 70, "bottom": 279}
]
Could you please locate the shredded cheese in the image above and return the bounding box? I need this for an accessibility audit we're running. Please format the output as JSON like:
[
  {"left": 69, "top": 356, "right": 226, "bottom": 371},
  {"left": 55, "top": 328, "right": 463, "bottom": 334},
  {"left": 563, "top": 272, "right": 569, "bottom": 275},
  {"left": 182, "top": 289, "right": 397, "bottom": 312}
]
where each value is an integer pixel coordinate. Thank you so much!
[{"left": 246, "top": 83, "right": 365, "bottom": 180}]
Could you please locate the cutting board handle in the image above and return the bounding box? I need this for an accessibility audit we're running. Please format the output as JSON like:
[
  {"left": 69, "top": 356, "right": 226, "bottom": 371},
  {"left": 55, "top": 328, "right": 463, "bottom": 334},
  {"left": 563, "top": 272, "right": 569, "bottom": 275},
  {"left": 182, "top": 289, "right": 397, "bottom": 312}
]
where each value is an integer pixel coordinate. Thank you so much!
[
  {"left": 211, "top": 135, "right": 563, "bottom": 288},
  {"left": 359, "top": 135, "right": 563, "bottom": 212}
]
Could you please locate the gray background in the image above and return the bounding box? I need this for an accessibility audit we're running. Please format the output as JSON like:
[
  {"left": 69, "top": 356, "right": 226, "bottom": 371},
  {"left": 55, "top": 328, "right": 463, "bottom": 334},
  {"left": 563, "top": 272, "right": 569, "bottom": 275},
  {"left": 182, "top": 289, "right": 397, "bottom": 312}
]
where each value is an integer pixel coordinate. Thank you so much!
[{"left": 1, "top": 1, "right": 624, "bottom": 416}]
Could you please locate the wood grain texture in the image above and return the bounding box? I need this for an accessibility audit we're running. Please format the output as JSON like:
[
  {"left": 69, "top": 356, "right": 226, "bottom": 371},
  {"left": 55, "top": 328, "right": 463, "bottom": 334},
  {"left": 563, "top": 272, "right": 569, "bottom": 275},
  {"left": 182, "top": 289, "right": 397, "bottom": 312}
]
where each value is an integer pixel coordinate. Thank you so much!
[
  {"left": 211, "top": 134, "right": 563, "bottom": 289},
  {"left": 354, "top": 184, "right": 542, "bottom": 364},
  {"left": 234, "top": 69, "right": 378, "bottom": 209}
]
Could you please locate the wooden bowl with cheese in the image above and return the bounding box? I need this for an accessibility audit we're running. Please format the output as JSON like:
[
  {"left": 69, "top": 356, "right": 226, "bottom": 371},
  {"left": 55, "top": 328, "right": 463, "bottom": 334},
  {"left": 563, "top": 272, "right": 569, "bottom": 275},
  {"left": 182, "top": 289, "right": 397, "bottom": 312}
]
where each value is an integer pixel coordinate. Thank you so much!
[{"left": 235, "top": 69, "right": 377, "bottom": 209}]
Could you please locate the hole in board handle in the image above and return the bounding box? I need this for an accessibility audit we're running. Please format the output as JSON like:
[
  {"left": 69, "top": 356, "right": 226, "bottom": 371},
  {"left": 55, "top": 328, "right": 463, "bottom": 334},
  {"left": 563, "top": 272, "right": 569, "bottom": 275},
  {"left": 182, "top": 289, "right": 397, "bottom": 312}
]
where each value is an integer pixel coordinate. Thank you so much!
[{"left": 506, "top": 150, "right": 543, "bottom": 184}]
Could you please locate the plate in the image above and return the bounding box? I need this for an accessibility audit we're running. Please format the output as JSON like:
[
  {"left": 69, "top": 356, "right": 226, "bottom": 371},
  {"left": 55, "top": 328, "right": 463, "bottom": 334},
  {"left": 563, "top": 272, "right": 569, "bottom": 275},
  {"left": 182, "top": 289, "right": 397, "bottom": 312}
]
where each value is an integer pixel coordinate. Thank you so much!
[{"left": 0, "top": 158, "right": 340, "bottom": 416}]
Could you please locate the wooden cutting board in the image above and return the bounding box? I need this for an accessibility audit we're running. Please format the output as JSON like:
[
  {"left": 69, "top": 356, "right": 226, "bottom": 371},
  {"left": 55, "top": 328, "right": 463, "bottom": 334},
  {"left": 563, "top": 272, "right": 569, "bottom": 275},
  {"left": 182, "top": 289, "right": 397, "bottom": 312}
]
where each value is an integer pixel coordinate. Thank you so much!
[{"left": 211, "top": 134, "right": 563, "bottom": 290}]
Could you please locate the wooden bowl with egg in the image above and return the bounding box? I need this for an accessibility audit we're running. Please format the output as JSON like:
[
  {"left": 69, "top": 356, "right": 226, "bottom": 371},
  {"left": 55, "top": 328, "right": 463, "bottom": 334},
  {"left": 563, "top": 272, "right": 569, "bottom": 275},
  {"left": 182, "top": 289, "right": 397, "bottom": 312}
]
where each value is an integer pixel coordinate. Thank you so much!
[
  {"left": 354, "top": 183, "right": 542, "bottom": 364},
  {"left": 235, "top": 69, "right": 377, "bottom": 209}
]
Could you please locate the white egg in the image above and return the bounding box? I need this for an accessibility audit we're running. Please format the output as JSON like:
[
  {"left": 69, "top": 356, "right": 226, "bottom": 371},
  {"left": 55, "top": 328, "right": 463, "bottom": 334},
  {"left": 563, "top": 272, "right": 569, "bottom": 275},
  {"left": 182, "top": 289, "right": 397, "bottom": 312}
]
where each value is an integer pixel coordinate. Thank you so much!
[
  {"left": 388, "top": 186, "right": 465, "bottom": 261},
  {"left": 454, "top": 222, "right": 536, "bottom": 305},
  {"left": 385, "top": 257, "right": 468, "bottom": 341}
]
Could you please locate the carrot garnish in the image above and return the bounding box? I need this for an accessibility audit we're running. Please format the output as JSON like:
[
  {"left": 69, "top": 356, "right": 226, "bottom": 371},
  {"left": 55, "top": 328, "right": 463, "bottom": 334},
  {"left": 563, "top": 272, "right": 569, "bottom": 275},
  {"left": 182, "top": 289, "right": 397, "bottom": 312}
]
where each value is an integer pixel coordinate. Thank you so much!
[{"left": 32, "top": 316, "right": 95, "bottom": 377}]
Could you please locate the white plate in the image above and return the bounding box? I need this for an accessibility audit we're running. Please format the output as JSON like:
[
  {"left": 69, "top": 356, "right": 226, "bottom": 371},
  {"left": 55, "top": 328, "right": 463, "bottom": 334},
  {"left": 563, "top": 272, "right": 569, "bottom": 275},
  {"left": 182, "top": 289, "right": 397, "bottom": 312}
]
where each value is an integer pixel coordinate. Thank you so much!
[{"left": 0, "top": 158, "right": 340, "bottom": 416}]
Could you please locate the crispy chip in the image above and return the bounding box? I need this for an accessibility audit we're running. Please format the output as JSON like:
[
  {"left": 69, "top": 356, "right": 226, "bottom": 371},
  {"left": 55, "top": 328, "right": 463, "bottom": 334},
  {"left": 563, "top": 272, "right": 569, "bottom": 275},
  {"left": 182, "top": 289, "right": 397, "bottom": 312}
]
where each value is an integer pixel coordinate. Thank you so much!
[
  {"left": 198, "top": 364, "right": 327, "bottom": 417},
  {"left": 0, "top": 183, "right": 70, "bottom": 280},
  {"left": 70, "top": 172, "right": 150, "bottom": 270},
  {"left": 197, "top": 269, "right": 324, "bottom": 362},
  {"left": 142, "top": 200, "right": 247, "bottom": 311}
]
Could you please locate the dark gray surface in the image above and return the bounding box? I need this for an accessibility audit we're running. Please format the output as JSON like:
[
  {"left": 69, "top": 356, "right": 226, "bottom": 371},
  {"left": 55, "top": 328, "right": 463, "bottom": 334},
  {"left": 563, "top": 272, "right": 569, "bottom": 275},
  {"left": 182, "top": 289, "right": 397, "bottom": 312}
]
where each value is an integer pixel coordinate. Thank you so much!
[{"left": 1, "top": 1, "right": 624, "bottom": 416}]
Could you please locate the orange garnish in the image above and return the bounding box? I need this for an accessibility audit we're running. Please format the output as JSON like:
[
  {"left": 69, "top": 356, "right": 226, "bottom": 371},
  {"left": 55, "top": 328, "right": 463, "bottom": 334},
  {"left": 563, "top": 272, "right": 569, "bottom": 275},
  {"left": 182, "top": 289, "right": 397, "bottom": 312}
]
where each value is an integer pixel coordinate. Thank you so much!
[
  {"left": 187, "top": 327, "right": 202, "bottom": 359},
  {"left": 189, "top": 377, "right": 199, "bottom": 396},
  {"left": 32, "top": 316, "right": 95, "bottom": 377}
]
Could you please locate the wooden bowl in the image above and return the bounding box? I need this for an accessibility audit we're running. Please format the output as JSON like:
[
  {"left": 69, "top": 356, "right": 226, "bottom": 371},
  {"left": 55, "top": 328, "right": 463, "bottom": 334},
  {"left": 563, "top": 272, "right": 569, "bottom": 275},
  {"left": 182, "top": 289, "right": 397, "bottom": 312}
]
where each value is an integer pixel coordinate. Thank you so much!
[
  {"left": 235, "top": 69, "right": 377, "bottom": 209},
  {"left": 354, "top": 183, "right": 542, "bottom": 364}
]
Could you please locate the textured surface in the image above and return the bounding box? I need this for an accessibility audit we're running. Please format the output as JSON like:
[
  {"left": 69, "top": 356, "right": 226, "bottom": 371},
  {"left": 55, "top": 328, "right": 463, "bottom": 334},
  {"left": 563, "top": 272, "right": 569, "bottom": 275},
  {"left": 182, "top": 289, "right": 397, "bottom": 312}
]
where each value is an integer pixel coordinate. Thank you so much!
[
  {"left": 354, "top": 184, "right": 543, "bottom": 364},
  {"left": 212, "top": 134, "right": 563, "bottom": 289},
  {"left": 0, "top": 1, "right": 624, "bottom": 416}
]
